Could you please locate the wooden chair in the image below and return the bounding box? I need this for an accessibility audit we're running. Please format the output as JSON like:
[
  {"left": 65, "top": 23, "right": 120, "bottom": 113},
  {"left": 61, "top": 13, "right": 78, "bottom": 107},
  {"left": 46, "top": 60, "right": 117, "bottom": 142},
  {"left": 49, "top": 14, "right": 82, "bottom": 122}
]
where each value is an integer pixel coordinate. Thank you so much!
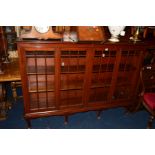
[{"left": 139, "top": 64, "right": 155, "bottom": 128}]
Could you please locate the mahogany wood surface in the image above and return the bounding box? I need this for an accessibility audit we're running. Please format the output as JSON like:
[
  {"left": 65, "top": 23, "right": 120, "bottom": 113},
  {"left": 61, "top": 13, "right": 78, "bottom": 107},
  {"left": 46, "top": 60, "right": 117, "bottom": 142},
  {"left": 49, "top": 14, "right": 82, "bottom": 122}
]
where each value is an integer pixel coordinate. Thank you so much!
[
  {"left": 17, "top": 40, "right": 155, "bottom": 127},
  {"left": 0, "top": 58, "right": 21, "bottom": 82}
]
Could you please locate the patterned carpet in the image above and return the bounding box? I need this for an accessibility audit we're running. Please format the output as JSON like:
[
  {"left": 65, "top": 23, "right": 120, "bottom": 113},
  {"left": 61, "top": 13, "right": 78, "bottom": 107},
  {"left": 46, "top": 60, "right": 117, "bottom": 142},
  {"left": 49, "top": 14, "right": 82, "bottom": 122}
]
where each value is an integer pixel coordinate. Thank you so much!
[{"left": 0, "top": 98, "right": 153, "bottom": 129}]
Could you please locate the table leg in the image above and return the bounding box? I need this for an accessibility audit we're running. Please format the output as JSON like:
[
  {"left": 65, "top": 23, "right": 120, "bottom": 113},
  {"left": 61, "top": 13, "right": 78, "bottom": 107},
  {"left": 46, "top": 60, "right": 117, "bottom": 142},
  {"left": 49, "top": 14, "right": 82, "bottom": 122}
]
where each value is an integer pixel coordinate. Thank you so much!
[
  {"left": 11, "top": 81, "right": 22, "bottom": 103},
  {"left": 0, "top": 83, "right": 7, "bottom": 120}
]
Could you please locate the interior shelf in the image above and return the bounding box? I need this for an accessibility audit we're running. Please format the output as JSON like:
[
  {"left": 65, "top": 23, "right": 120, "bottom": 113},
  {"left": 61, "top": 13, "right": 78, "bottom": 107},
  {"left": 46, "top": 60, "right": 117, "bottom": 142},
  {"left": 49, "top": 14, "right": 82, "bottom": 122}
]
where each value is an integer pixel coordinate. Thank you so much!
[{"left": 28, "top": 89, "right": 54, "bottom": 93}]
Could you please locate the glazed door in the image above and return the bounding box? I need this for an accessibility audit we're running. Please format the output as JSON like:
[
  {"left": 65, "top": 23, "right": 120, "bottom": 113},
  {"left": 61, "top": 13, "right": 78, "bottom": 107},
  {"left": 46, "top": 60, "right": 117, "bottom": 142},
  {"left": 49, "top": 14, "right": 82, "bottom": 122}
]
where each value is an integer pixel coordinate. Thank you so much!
[
  {"left": 21, "top": 47, "right": 58, "bottom": 113},
  {"left": 113, "top": 46, "right": 144, "bottom": 101},
  {"left": 59, "top": 48, "right": 88, "bottom": 109},
  {"left": 88, "top": 46, "right": 119, "bottom": 105}
]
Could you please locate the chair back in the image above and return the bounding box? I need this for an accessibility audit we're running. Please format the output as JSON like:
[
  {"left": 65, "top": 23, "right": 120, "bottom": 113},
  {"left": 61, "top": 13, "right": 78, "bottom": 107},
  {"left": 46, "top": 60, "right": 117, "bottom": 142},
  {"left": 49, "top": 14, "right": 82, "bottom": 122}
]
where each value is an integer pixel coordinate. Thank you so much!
[{"left": 140, "top": 64, "right": 155, "bottom": 96}]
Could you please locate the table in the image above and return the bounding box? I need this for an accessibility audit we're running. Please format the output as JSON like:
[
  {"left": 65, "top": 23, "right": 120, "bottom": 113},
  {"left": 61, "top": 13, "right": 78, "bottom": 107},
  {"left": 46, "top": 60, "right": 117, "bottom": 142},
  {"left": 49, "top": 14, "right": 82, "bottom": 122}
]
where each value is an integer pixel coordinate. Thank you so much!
[{"left": 0, "top": 58, "right": 21, "bottom": 120}]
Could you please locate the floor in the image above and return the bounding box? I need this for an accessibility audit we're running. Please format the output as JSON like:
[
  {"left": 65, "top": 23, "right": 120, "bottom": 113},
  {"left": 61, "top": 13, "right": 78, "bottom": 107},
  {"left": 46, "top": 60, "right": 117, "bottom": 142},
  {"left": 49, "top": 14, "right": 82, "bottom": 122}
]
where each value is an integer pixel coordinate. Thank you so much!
[{"left": 0, "top": 98, "right": 153, "bottom": 129}]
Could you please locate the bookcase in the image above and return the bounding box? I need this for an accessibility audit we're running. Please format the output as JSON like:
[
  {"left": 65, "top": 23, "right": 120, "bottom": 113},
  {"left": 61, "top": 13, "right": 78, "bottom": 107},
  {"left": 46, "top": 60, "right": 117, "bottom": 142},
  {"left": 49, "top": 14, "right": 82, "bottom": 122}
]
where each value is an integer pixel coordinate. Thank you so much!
[{"left": 17, "top": 41, "right": 146, "bottom": 128}]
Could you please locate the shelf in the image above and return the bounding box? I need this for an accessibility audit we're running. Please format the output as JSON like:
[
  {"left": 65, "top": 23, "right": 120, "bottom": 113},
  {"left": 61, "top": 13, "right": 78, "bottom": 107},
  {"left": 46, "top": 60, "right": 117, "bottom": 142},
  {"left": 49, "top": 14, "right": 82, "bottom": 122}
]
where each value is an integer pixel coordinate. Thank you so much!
[
  {"left": 115, "top": 83, "right": 132, "bottom": 87},
  {"left": 28, "top": 80, "right": 55, "bottom": 92},
  {"left": 95, "top": 50, "right": 116, "bottom": 56},
  {"left": 26, "top": 51, "right": 55, "bottom": 58},
  {"left": 27, "top": 66, "right": 55, "bottom": 74},
  {"left": 90, "top": 84, "right": 111, "bottom": 89},
  {"left": 26, "top": 55, "right": 54, "bottom": 58},
  {"left": 61, "top": 55, "right": 86, "bottom": 57},
  {"left": 27, "top": 72, "right": 54, "bottom": 75},
  {"left": 61, "top": 51, "right": 86, "bottom": 56},
  {"left": 60, "top": 87, "right": 83, "bottom": 91},
  {"left": 61, "top": 67, "right": 85, "bottom": 73},
  {"left": 92, "top": 64, "right": 114, "bottom": 72},
  {"left": 92, "top": 71, "right": 114, "bottom": 73},
  {"left": 119, "top": 64, "right": 136, "bottom": 71},
  {"left": 29, "top": 89, "right": 54, "bottom": 93},
  {"left": 121, "top": 50, "right": 140, "bottom": 56},
  {"left": 60, "top": 71, "right": 85, "bottom": 74}
]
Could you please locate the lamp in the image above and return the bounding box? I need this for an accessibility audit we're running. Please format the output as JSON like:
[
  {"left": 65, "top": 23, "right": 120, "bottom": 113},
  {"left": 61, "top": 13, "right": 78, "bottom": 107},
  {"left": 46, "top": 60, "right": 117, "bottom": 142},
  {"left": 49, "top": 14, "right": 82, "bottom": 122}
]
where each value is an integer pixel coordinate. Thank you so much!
[{"left": 130, "top": 26, "right": 141, "bottom": 42}]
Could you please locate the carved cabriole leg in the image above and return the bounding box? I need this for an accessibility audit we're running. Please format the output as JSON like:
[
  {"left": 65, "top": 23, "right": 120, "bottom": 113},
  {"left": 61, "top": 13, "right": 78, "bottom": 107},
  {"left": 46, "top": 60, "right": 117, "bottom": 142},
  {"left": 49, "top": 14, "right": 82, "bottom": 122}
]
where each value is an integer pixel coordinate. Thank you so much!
[
  {"left": 64, "top": 115, "right": 68, "bottom": 125},
  {"left": 96, "top": 110, "right": 102, "bottom": 120},
  {"left": 26, "top": 119, "right": 31, "bottom": 129},
  {"left": 147, "top": 115, "right": 154, "bottom": 129}
]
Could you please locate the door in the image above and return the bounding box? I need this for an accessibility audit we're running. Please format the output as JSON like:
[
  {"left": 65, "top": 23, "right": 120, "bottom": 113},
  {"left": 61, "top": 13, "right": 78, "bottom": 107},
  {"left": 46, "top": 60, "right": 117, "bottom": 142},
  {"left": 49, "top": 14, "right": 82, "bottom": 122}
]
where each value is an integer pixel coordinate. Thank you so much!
[
  {"left": 113, "top": 46, "right": 144, "bottom": 101},
  {"left": 20, "top": 46, "right": 57, "bottom": 113},
  {"left": 88, "top": 46, "right": 118, "bottom": 105},
  {"left": 59, "top": 48, "right": 87, "bottom": 109}
]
